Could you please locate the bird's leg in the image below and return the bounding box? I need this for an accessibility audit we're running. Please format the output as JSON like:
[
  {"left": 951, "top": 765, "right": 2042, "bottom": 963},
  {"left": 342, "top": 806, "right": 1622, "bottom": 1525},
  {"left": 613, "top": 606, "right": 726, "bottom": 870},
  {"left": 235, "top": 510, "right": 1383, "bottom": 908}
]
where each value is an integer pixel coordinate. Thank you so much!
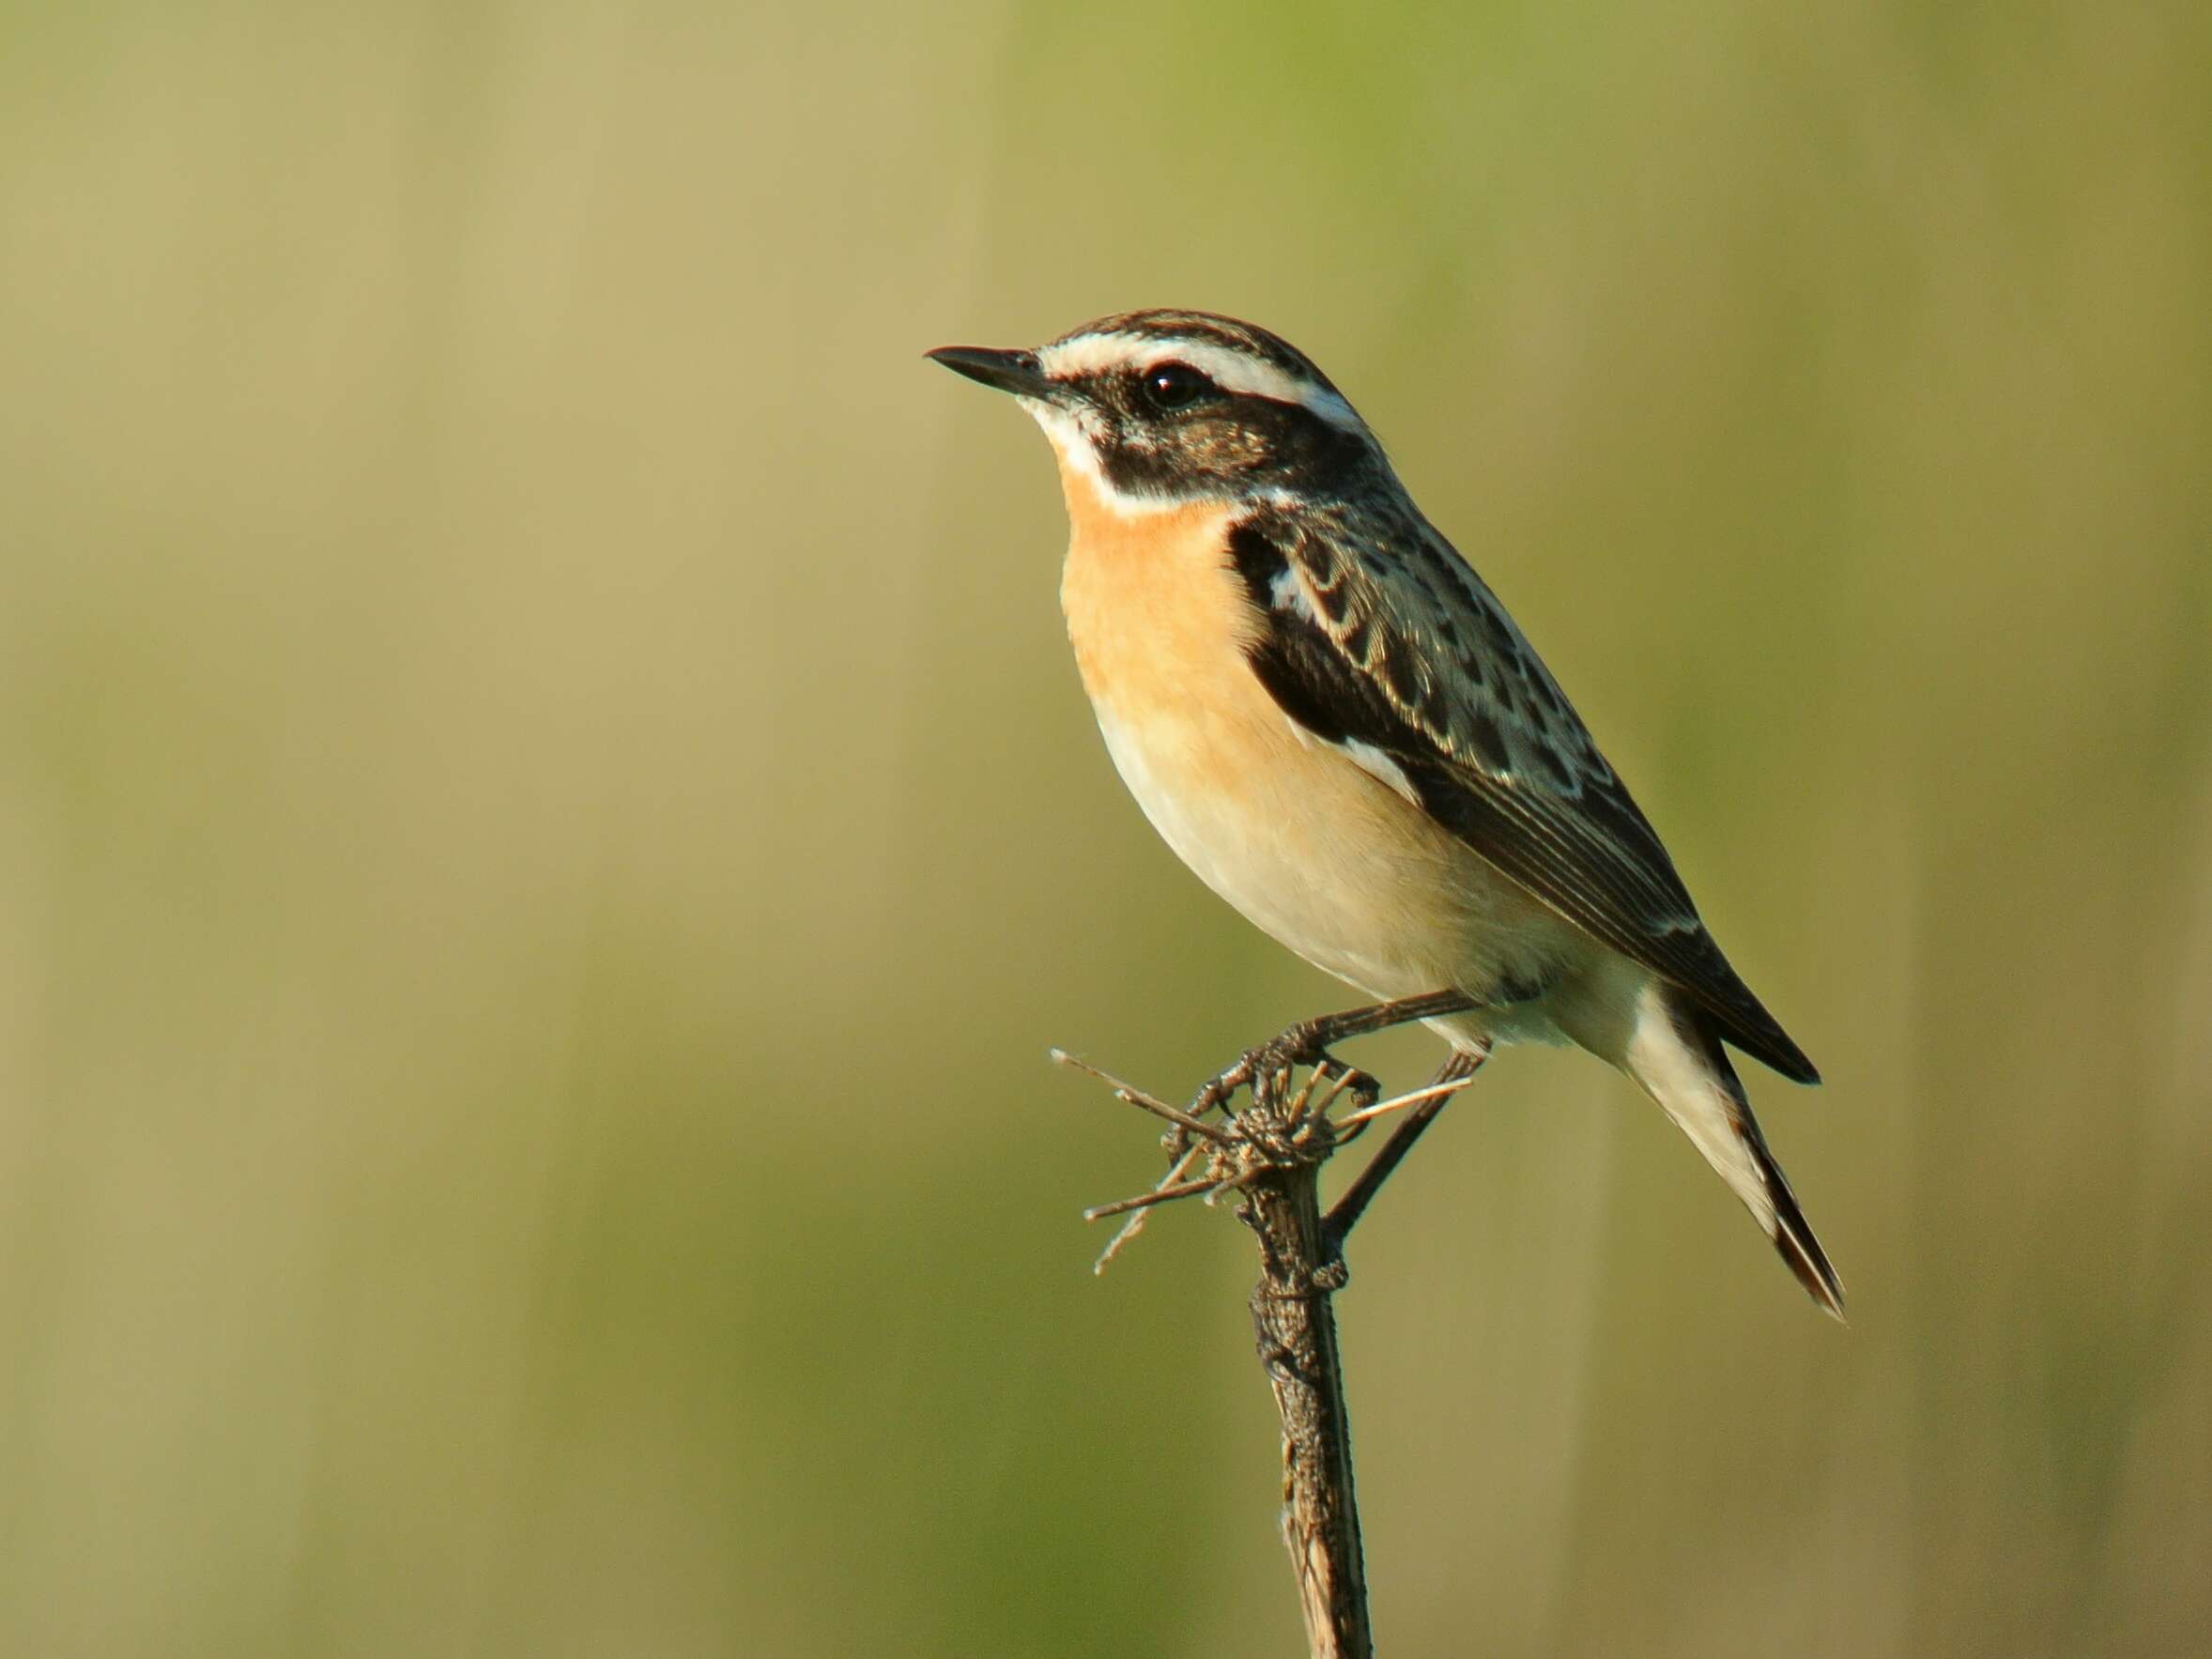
[
  {"left": 1187, "top": 988, "right": 1479, "bottom": 1120},
  {"left": 1323, "top": 1044, "right": 1489, "bottom": 1251}
]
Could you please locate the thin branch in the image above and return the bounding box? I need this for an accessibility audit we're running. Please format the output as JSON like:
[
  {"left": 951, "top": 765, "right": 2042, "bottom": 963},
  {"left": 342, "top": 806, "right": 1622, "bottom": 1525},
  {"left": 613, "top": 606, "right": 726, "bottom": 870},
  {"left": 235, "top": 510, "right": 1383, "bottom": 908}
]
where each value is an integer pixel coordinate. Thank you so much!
[
  {"left": 1324, "top": 1046, "right": 1486, "bottom": 1248},
  {"left": 1332, "top": 1068, "right": 1483, "bottom": 1137},
  {"left": 1089, "top": 1139, "right": 1209, "bottom": 1271},
  {"left": 1049, "top": 1049, "right": 1237, "bottom": 1145},
  {"left": 1082, "top": 1173, "right": 1224, "bottom": 1222},
  {"left": 1058, "top": 992, "right": 1477, "bottom": 1657},
  {"left": 1239, "top": 1149, "right": 1369, "bottom": 1657}
]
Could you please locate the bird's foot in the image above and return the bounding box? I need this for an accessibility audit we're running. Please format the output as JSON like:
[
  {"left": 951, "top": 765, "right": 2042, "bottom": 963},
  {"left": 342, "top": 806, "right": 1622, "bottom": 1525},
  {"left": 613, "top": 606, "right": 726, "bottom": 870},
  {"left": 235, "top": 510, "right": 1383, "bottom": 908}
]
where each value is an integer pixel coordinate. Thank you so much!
[
  {"left": 1060, "top": 990, "right": 1486, "bottom": 1269},
  {"left": 1190, "top": 1041, "right": 1375, "bottom": 1124}
]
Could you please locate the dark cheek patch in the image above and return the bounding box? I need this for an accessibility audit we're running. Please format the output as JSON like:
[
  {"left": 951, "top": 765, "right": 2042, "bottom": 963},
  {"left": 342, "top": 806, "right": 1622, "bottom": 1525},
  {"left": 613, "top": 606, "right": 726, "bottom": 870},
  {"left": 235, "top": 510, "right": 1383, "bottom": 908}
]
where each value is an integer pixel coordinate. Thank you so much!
[{"left": 1097, "top": 394, "right": 1372, "bottom": 499}]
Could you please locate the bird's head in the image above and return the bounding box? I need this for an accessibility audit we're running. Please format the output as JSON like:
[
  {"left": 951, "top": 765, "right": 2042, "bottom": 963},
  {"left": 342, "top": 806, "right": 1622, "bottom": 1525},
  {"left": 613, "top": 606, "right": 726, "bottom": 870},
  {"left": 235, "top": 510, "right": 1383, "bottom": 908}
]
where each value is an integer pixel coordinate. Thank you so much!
[{"left": 928, "top": 309, "right": 1384, "bottom": 513}]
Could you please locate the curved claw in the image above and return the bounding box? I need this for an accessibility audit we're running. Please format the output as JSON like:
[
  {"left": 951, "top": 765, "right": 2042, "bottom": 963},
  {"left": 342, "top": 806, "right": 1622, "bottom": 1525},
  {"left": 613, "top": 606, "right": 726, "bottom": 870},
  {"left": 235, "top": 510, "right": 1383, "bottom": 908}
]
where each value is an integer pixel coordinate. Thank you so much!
[
  {"left": 1334, "top": 1066, "right": 1380, "bottom": 1114},
  {"left": 1189, "top": 1052, "right": 1258, "bottom": 1118}
]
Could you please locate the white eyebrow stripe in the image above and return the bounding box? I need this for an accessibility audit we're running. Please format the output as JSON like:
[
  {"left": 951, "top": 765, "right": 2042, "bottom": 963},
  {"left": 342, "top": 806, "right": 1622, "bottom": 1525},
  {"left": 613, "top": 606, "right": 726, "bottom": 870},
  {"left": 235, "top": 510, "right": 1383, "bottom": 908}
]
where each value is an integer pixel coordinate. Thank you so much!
[
  {"left": 1038, "top": 332, "right": 1363, "bottom": 432},
  {"left": 1168, "top": 341, "right": 1362, "bottom": 429},
  {"left": 1036, "top": 331, "right": 1151, "bottom": 379}
]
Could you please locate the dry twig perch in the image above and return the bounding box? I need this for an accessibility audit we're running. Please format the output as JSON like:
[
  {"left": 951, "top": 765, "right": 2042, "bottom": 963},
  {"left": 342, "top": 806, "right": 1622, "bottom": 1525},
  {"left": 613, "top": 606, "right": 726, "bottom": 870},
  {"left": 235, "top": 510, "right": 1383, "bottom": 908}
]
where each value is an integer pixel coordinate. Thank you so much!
[{"left": 1054, "top": 991, "right": 1484, "bottom": 1658}]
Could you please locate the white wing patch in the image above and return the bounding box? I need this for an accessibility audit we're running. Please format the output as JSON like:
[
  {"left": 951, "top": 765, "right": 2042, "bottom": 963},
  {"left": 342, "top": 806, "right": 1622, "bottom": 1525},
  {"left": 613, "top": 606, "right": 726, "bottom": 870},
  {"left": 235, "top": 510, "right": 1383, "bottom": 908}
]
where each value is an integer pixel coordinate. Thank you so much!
[
  {"left": 1267, "top": 561, "right": 1322, "bottom": 625},
  {"left": 1338, "top": 737, "right": 1422, "bottom": 805},
  {"left": 1271, "top": 702, "right": 1424, "bottom": 808}
]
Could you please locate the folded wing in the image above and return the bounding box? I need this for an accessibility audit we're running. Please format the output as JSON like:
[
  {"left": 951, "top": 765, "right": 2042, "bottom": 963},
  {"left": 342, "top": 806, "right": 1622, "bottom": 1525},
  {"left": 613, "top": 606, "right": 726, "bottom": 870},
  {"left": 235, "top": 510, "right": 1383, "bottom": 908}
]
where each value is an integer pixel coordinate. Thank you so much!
[{"left": 1224, "top": 506, "right": 1819, "bottom": 1085}]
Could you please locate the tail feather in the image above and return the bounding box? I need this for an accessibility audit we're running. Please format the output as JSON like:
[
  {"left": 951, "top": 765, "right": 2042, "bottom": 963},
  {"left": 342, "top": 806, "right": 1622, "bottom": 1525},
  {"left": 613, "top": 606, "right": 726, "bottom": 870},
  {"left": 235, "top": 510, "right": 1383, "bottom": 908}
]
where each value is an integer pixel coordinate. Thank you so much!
[
  {"left": 1737, "top": 1100, "right": 1847, "bottom": 1321},
  {"left": 1622, "top": 985, "right": 1846, "bottom": 1321}
]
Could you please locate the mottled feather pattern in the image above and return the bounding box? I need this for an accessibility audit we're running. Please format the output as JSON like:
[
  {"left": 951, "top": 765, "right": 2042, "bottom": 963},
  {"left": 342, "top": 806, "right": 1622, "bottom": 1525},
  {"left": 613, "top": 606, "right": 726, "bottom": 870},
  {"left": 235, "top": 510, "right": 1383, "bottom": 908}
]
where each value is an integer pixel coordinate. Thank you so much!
[
  {"left": 929, "top": 305, "right": 1837, "bottom": 1314},
  {"left": 1228, "top": 503, "right": 1820, "bottom": 1085}
]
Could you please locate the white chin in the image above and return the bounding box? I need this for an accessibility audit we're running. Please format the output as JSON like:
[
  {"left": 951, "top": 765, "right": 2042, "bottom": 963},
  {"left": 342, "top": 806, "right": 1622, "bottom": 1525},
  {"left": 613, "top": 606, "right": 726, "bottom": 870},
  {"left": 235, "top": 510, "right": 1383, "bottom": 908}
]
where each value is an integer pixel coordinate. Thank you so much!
[{"left": 1019, "top": 400, "right": 1178, "bottom": 516}]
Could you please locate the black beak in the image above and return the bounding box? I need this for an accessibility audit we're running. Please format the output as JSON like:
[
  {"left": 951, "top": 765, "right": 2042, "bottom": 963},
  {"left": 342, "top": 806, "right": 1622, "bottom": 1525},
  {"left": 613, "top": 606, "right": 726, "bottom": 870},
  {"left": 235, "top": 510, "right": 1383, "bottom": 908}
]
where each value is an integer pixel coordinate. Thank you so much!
[{"left": 926, "top": 345, "right": 1055, "bottom": 398}]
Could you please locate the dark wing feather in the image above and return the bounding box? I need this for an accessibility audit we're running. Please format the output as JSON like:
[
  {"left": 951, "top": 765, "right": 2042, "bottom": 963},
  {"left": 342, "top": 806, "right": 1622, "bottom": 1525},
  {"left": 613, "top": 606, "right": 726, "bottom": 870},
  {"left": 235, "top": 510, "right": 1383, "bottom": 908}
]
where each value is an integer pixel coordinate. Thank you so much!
[{"left": 1226, "top": 508, "right": 1819, "bottom": 1085}]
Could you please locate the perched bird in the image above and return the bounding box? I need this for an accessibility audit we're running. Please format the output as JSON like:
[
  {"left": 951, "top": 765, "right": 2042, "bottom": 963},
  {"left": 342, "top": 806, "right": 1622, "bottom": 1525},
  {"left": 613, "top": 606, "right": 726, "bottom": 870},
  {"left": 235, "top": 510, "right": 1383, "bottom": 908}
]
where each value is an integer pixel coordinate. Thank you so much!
[{"left": 929, "top": 310, "right": 1842, "bottom": 1318}]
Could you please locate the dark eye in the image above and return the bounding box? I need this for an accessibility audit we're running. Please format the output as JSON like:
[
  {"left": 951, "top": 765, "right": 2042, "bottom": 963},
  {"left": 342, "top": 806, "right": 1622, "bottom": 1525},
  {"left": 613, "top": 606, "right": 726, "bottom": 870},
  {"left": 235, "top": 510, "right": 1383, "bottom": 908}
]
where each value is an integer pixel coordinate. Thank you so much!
[{"left": 1139, "top": 361, "right": 1214, "bottom": 412}]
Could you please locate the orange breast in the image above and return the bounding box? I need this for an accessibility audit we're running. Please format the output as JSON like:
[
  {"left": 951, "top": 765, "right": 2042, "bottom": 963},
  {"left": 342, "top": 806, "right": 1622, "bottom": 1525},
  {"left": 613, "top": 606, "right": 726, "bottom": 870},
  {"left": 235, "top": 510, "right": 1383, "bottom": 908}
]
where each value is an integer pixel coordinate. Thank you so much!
[
  {"left": 1054, "top": 462, "right": 1254, "bottom": 714},
  {"left": 1048, "top": 455, "right": 1575, "bottom": 1023}
]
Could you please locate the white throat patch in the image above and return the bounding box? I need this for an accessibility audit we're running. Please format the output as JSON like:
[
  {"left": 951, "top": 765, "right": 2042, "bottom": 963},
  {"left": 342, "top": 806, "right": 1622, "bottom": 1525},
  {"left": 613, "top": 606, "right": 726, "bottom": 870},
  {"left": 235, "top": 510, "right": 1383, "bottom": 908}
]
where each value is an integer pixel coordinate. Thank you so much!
[{"left": 1018, "top": 398, "right": 1177, "bottom": 517}]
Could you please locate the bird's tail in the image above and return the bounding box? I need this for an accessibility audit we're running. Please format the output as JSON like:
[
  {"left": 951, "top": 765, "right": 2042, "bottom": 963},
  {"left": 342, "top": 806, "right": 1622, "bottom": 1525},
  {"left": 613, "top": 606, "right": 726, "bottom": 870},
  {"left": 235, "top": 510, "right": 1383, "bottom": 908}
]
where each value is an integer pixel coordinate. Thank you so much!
[{"left": 1621, "top": 984, "right": 1846, "bottom": 1321}]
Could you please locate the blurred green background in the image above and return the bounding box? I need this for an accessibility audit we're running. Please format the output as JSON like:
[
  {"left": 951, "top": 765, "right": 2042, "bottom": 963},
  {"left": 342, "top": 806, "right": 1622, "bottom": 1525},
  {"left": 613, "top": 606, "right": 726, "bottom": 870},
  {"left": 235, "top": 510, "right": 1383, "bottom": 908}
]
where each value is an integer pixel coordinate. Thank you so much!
[{"left": 2, "top": 1, "right": 2207, "bottom": 1653}]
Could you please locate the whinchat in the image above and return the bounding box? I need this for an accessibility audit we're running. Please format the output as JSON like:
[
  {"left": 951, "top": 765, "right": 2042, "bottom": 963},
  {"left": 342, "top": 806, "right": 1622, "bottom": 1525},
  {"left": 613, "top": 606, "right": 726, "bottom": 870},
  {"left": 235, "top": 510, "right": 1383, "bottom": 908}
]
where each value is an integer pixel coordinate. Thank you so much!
[{"left": 929, "top": 310, "right": 1841, "bottom": 1317}]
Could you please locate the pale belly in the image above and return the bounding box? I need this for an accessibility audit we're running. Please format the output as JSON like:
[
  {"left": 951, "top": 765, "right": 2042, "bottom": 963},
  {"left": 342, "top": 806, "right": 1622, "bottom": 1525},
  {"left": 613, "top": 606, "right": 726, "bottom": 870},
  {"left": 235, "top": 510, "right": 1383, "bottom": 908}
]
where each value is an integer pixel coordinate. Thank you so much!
[
  {"left": 1086, "top": 682, "right": 1561, "bottom": 1013},
  {"left": 1052, "top": 477, "right": 1580, "bottom": 1045}
]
